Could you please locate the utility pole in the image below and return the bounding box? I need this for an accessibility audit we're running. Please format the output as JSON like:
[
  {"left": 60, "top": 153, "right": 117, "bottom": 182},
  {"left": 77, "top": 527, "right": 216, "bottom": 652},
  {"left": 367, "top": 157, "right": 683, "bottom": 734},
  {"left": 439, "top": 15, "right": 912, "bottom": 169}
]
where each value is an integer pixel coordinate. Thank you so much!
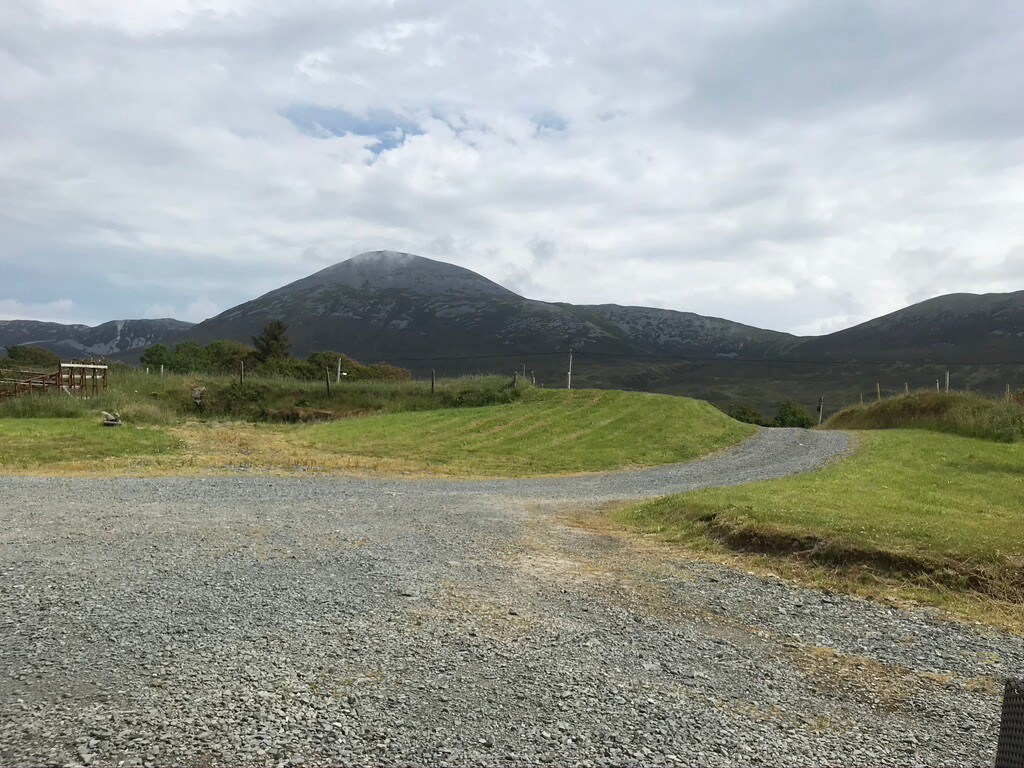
[
  {"left": 336, "top": 357, "right": 342, "bottom": 384},
  {"left": 945, "top": 370, "right": 950, "bottom": 392},
  {"left": 817, "top": 396, "right": 824, "bottom": 425},
  {"left": 567, "top": 351, "right": 573, "bottom": 391}
]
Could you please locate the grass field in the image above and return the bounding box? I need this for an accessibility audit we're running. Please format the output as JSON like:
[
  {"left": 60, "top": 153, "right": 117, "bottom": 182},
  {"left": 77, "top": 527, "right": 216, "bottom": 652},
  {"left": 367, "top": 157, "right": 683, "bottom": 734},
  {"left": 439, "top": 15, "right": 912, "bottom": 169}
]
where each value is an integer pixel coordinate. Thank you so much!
[
  {"left": 0, "top": 386, "right": 754, "bottom": 476},
  {"left": 613, "top": 429, "right": 1024, "bottom": 627},
  {"left": 300, "top": 388, "right": 755, "bottom": 476},
  {"left": 0, "top": 419, "right": 181, "bottom": 468}
]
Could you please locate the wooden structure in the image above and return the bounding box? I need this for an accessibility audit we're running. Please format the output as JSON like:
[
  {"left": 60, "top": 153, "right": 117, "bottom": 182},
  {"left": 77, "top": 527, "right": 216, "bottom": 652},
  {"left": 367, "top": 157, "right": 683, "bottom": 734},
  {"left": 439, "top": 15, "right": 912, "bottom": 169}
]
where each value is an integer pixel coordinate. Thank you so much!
[
  {"left": 0, "top": 362, "right": 109, "bottom": 399},
  {"left": 59, "top": 363, "right": 109, "bottom": 396}
]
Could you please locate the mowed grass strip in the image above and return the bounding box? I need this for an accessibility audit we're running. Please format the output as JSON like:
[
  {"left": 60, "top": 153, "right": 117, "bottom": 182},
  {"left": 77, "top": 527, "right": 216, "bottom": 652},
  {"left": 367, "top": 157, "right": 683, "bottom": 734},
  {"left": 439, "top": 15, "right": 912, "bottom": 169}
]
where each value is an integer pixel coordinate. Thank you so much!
[
  {"left": 298, "top": 389, "right": 755, "bottom": 476},
  {"left": 0, "top": 418, "right": 181, "bottom": 468},
  {"left": 615, "top": 429, "right": 1024, "bottom": 614}
]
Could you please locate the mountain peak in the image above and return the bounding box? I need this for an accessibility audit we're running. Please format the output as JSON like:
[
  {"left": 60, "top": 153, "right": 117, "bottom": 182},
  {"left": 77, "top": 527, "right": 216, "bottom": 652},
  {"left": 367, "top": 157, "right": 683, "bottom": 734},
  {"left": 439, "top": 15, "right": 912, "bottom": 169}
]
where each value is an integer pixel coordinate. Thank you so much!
[{"left": 293, "top": 250, "right": 517, "bottom": 298}]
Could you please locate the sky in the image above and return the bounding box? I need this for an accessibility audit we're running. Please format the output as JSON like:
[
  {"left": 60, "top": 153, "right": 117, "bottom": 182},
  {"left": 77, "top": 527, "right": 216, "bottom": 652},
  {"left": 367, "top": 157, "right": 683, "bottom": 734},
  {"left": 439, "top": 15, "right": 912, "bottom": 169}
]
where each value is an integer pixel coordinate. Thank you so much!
[{"left": 2, "top": 0, "right": 1024, "bottom": 335}]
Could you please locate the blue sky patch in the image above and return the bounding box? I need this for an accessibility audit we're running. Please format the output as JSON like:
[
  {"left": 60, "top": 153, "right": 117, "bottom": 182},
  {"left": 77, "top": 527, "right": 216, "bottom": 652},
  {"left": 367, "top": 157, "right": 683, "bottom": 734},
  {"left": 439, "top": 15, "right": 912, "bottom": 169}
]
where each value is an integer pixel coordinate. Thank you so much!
[
  {"left": 283, "top": 105, "right": 423, "bottom": 154},
  {"left": 532, "top": 111, "right": 568, "bottom": 136}
]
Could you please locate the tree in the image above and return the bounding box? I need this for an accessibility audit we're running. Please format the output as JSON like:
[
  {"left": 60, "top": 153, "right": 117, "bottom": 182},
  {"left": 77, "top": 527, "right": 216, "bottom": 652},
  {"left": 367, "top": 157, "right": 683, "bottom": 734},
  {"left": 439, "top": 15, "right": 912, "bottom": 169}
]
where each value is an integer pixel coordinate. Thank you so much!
[
  {"left": 5, "top": 344, "right": 60, "bottom": 368},
  {"left": 139, "top": 343, "right": 171, "bottom": 369},
  {"left": 207, "top": 339, "right": 254, "bottom": 373},
  {"left": 252, "top": 321, "right": 292, "bottom": 363},
  {"left": 772, "top": 400, "right": 816, "bottom": 428},
  {"left": 169, "top": 341, "right": 212, "bottom": 373},
  {"left": 727, "top": 403, "right": 768, "bottom": 426}
]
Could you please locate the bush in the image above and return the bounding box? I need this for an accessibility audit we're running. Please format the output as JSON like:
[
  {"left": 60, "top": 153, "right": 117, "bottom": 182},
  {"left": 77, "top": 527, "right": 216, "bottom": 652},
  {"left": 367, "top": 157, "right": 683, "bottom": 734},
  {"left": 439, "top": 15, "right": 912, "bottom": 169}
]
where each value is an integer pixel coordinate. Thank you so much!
[
  {"left": 727, "top": 403, "right": 769, "bottom": 426},
  {"left": 772, "top": 400, "right": 816, "bottom": 429},
  {"left": 5, "top": 345, "right": 60, "bottom": 368}
]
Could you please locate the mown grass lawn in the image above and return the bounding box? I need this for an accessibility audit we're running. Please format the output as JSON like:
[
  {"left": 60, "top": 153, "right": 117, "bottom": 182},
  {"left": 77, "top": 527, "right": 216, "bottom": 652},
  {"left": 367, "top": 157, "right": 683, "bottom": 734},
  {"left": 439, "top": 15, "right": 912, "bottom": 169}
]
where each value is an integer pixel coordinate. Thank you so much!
[
  {"left": 614, "top": 429, "right": 1024, "bottom": 623},
  {"left": 298, "top": 388, "right": 755, "bottom": 476},
  {"left": 0, "top": 418, "right": 181, "bottom": 469}
]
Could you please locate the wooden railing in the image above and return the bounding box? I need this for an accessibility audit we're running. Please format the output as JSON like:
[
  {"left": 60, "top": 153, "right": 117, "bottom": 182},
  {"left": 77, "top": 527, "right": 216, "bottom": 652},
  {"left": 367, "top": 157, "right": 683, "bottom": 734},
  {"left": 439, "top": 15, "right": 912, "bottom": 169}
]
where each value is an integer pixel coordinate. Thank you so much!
[{"left": 0, "top": 363, "right": 109, "bottom": 399}]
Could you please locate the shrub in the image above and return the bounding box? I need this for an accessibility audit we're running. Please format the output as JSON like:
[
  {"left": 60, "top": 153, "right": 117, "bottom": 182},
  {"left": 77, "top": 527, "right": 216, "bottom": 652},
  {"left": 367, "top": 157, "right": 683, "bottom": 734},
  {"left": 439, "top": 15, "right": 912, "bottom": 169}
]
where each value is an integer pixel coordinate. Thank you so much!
[
  {"left": 772, "top": 400, "right": 816, "bottom": 429},
  {"left": 727, "top": 403, "right": 769, "bottom": 426},
  {"left": 5, "top": 345, "right": 60, "bottom": 368}
]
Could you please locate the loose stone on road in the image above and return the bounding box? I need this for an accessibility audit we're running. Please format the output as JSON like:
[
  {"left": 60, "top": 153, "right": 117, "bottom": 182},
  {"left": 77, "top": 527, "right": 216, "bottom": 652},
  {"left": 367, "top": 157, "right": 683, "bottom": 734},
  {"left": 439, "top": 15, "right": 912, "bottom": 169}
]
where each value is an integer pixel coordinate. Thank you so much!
[{"left": 0, "top": 428, "right": 1018, "bottom": 766}]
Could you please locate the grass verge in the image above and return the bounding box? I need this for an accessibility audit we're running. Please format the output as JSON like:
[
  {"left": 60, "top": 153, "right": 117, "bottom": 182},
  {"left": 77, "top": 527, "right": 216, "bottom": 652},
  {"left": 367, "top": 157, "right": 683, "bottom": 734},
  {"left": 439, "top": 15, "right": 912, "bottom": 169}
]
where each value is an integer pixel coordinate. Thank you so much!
[
  {"left": 298, "top": 388, "right": 755, "bottom": 477},
  {"left": 612, "top": 429, "right": 1024, "bottom": 630},
  {"left": 0, "top": 419, "right": 181, "bottom": 468},
  {"left": 825, "top": 389, "right": 1024, "bottom": 442}
]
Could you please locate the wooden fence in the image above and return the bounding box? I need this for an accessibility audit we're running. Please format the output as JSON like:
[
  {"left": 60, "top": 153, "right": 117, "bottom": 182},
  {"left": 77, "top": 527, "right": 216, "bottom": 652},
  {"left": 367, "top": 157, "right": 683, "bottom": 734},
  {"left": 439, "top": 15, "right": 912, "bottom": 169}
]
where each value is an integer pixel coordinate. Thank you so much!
[{"left": 0, "top": 363, "right": 109, "bottom": 399}]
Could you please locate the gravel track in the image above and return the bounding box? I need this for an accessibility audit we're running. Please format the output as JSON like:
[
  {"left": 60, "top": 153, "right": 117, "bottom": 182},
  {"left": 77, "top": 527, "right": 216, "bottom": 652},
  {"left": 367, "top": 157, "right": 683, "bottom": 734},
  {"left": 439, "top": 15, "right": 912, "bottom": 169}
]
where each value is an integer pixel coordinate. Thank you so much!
[{"left": 1, "top": 427, "right": 1020, "bottom": 767}]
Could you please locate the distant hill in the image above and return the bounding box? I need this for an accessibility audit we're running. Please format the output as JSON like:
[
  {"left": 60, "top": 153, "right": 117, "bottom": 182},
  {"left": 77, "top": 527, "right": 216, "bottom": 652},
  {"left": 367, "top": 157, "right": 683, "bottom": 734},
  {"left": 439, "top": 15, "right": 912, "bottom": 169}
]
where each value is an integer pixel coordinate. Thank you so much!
[
  {"left": 0, "top": 318, "right": 194, "bottom": 360},
  {"left": 794, "top": 291, "right": 1024, "bottom": 363}
]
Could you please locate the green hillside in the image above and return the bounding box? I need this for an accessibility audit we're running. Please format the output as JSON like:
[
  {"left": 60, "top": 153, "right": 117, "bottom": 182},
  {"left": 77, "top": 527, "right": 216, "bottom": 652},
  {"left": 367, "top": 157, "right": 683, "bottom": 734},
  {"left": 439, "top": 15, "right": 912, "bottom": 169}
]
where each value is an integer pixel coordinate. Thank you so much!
[{"left": 301, "top": 388, "right": 754, "bottom": 477}]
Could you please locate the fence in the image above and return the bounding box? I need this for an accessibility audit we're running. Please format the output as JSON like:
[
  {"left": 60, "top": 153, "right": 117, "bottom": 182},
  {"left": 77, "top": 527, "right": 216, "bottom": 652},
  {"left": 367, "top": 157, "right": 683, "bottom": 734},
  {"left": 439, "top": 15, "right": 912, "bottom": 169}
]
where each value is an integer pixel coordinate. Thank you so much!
[{"left": 0, "top": 363, "right": 109, "bottom": 399}]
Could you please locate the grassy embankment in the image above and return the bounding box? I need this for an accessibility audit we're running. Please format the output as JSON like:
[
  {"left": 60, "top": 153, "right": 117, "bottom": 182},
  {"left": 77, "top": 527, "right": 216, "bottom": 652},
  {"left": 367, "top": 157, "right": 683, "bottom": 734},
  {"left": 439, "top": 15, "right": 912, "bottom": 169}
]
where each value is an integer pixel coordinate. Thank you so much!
[
  {"left": 0, "top": 371, "right": 754, "bottom": 476},
  {"left": 613, "top": 390, "right": 1024, "bottom": 629},
  {"left": 300, "top": 388, "right": 753, "bottom": 476}
]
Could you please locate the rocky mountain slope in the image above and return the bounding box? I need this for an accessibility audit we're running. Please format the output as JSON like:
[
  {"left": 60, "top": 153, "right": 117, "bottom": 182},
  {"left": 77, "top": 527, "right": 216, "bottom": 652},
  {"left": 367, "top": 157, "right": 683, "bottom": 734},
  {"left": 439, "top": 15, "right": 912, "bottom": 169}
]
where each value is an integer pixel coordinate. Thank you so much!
[
  {"left": 794, "top": 291, "right": 1024, "bottom": 363},
  {"left": 0, "top": 318, "right": 194, "bottom": 360},
  {"left": 182, "top": 251, "right": 797, "bottom": 364}
]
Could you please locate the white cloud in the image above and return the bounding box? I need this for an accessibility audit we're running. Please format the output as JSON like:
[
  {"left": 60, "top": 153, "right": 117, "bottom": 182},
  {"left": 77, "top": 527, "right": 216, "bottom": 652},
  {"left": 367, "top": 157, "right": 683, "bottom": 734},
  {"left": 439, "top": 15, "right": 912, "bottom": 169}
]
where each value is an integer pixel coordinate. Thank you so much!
[
  {"left": 2, "top": 1, "right": 1024, "bottom": 335},
  {"left": 184, "top": 297, "right": 220, "bottom": 323}
]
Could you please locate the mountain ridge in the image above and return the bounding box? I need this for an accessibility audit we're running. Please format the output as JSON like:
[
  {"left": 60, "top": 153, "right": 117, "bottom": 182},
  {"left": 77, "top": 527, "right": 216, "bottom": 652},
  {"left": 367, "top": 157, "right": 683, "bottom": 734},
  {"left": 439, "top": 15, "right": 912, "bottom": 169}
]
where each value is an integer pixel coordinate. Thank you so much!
[{"left": 2, "top": 252, "right": 1022, "bottom": 372}]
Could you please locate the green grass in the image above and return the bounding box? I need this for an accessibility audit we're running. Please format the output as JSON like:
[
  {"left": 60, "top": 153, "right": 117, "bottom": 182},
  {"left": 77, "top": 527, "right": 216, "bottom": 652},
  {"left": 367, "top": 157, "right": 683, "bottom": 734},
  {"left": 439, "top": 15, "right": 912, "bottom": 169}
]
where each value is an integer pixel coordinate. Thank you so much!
[
  {"left": 615, "top": 430, "right": 1024, "bottom": 609},
  {"left": 0, "top": 418, "right": 181, "bottom": 468},
  {"left": 0, "top": 370, "right": 525, "bottom": 424},
  {"left": 299, "top": 388, "right": 755, "bottom": 476},
  {"left": 825, "top": 390, "right": 1024, "bottom": 442}
]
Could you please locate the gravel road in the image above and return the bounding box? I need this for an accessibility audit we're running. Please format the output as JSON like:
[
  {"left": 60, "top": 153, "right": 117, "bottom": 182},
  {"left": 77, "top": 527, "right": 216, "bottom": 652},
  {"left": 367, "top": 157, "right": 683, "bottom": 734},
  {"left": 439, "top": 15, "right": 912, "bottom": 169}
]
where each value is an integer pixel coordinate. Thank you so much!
[{"left": 1, "top": 427, "right": 1020, "bottom": 767}]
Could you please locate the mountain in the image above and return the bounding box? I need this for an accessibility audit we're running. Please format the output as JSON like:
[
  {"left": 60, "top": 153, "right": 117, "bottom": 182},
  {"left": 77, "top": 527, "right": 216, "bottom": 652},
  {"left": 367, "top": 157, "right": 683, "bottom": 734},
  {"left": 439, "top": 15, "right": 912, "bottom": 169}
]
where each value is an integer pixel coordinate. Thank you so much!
[
  {"left": 184, "top": 251, "right": 797, "bottom": 365},
  {"left": 3, "top": 252, "right": 1021, "bottom": 413},
  {"left": 794, "top": 291, "right": 1024, "bottom": 363},
  {"left": 0, "top": 318, "right": 194, "bottom": 359}
]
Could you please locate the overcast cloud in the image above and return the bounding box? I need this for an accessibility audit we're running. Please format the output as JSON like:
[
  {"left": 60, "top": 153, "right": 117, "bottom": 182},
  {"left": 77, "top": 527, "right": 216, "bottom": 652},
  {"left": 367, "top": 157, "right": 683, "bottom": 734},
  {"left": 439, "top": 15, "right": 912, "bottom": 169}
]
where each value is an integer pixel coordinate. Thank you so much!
[{"left": 2, "top": 0, "right": 1023, "bottom": 334}]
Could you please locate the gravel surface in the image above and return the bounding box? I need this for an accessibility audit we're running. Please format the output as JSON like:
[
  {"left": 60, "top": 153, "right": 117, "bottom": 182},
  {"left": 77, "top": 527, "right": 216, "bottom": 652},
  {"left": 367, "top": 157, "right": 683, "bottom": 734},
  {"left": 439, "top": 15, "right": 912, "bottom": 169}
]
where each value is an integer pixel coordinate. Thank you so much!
[{"left": 1, "top": 427, "right": 1020, "bottom": 767}]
